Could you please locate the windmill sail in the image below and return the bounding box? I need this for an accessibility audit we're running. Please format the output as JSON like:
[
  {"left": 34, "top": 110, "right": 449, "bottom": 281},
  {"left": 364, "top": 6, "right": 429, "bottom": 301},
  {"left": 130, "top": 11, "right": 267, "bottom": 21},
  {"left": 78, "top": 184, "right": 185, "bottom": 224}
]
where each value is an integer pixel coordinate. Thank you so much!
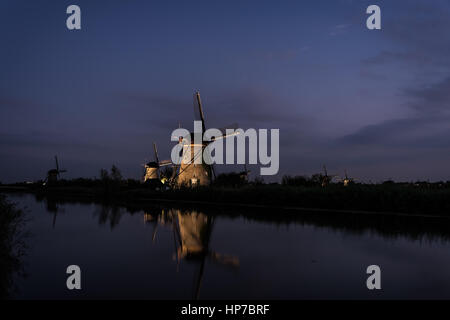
[
  {"left": 159, "top": 159, "right": 172, "bottom": 166},
  {"left": 153, "top": 142, "right": 160, "bottom": 164},
  {"left": 194, "top": 92, "right": 206, "bottom": 133}
]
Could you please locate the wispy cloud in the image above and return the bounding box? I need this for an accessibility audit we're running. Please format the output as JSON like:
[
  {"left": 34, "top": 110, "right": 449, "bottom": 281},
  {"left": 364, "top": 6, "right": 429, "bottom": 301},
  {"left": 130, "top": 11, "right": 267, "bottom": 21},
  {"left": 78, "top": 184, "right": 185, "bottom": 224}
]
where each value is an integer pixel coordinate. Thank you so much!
[{"left": 329, "top": 23, "right": 351, "bottom": 36}]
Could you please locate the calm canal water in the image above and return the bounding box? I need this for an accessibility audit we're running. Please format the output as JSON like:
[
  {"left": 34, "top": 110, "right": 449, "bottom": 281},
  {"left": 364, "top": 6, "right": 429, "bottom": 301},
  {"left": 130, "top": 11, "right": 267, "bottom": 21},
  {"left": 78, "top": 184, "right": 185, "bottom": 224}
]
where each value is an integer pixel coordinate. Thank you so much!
[{"left": 6, "top": 193, "right": 450, "bottom": 299}]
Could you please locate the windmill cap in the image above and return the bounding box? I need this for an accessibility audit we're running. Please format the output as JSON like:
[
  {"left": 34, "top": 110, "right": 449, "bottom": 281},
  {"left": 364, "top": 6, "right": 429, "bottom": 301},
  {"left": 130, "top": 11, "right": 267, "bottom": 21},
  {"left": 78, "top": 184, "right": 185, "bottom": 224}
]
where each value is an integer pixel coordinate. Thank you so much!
[{"left": 146, "top": 161, "right": 159, "bottom": 168}]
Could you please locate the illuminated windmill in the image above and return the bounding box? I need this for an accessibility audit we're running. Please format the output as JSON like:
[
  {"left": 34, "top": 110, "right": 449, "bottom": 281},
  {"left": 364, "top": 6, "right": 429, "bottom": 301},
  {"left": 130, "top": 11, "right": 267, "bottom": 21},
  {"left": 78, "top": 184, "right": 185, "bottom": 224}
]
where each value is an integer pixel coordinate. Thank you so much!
[
  {"left": 44, "top": 156, "right": 67, "bottom": 185},
  {"left": 174, "top": 92, "right": 238, "bottom": 187},
  {"left": 143, "top": 142, "right": 172, "bottom": 182},
  {"left": 339, "top": 170, "right": 357, "bottom": 186}
]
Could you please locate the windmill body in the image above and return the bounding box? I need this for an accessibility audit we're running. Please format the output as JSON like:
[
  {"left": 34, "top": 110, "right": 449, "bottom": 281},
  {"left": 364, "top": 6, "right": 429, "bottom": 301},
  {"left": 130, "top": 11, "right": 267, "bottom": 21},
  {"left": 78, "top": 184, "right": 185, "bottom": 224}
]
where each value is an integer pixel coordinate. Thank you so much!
[
  {"left": 177, "top": 133, "right": 212, "bottom": 187},
  {"left": 46, "top": 169, "right": 60, "bottom": 184}
]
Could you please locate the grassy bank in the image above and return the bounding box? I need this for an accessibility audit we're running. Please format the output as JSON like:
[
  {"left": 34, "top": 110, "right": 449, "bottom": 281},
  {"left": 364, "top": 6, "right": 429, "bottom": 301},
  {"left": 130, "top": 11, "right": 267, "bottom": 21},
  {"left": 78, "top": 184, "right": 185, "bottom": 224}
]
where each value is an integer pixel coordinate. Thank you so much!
[{"left": 137, "top": 184, "right": 450, "bottom": 215}]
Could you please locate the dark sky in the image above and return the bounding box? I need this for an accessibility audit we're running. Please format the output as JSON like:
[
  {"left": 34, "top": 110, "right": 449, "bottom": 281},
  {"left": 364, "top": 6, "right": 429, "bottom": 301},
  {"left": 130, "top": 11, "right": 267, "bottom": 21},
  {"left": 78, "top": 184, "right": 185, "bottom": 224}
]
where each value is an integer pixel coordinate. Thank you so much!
[{"left": 1, "top": 0, "right": 450, "bottom": 183}]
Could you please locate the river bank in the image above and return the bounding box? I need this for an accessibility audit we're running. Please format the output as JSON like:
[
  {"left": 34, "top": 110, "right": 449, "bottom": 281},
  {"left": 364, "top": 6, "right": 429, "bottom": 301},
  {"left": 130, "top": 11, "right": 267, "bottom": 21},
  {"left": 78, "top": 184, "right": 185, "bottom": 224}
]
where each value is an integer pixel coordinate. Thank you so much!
[{"left": 2, "top": 182, "right": 450, "bottom": 217}]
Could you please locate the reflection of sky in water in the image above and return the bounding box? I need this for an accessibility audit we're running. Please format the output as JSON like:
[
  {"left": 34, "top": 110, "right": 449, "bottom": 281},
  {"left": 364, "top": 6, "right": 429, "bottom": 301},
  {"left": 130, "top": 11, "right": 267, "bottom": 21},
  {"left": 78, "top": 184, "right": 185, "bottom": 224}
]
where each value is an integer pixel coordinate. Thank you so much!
[{"left": 8, "top": 194, "right": 450, "bottom": 299}]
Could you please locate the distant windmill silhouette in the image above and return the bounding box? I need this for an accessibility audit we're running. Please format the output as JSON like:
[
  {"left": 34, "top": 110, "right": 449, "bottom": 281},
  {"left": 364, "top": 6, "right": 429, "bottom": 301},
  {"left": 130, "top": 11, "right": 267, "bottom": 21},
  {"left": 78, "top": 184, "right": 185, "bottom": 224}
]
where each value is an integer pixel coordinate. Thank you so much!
[
  {"left": 44, "top": 156, "right": 67, "bottom": 185},
  {"left": 321, "top": 165, "right": 337, "bottom": 187}
]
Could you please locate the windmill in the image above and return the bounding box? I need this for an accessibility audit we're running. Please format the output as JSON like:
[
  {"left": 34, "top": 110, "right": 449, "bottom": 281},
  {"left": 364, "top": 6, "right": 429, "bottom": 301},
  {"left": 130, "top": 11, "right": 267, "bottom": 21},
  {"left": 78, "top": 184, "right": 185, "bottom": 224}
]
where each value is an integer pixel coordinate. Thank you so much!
[
  {"left": 321, "top": 165, "right": 337, "bottom": 187},
  {"left": 44, "top": 156, "right": 67, "bottom": 185},
  {"left": 143, "top": 142, "right": 172, "bottom": 183},
  {"left": 174, "top": 92, "right": 238, "bottom": 187},
  {"left": 339, "top": 170, "right": 357, "bottom": 186}
]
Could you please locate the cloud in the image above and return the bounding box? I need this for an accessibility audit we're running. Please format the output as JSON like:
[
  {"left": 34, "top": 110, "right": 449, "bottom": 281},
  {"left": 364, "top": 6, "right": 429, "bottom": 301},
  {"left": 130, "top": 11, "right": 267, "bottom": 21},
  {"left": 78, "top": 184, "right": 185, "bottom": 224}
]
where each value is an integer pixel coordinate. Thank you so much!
[
  {"left": 0, "top": 96, "right": 47, "bottom": 112},
  {"left": 351, "top": 1, "right": 450, "bottom": 153},
  {"left": 385, "top": 3, "right": 450, "bottom": 57},
  {"left": 0, "top": 97, "right": 31, "bottom": 110},
  {"left": 405, "top": 77, "right": 450, "bottom": 113},
  {"left": 0, "top": 131, "right": 109, "bottom": 152},
  {"left": 262, "top": 47, "right": 309, "bottom": 61},
  {"left": 340, "top": 75, "right": 450, "bottom": 155},
  {"left": 362, "top": 51, "right": 432, "bottom": 67},
  {"left": 338, "top": 116, "right": 450, "bottom": 148},
  {"left": 362, "top": 2, "right": 450, "bottom": 69},
  {"left": 329, "top": 23, "right": 351, "bottom": 36},
  {"left": 114, "top": 88, "right": 308, "bottom": 131}
]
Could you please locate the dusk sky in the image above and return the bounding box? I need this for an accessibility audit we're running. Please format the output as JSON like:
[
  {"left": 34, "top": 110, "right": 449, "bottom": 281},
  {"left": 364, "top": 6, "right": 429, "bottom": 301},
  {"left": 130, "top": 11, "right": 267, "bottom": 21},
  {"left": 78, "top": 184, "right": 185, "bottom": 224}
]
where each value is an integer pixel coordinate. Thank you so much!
[{"left": 1, "top": 0, "right": 450, "bottom": 183}]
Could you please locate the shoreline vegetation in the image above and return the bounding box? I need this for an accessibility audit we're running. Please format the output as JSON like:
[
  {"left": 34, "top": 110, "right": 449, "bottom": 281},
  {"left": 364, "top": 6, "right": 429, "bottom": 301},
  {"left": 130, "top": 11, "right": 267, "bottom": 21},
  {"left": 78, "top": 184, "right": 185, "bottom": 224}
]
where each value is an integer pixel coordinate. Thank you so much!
[
  {"left": 0, "top": 194, "right": 25, "bottom": 299},
  {"left": 2, "top": 169, "right": 450, "bottom": 217}
]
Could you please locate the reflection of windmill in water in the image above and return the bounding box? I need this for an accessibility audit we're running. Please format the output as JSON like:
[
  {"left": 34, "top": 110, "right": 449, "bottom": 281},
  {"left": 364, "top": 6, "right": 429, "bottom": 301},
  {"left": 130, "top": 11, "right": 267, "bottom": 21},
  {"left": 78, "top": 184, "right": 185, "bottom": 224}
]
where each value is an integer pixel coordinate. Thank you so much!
[
  {"left": 147, "top": 209, "right": 239, "bottom": 299},
  {"left": 44, "top": 156, "right": 67, "bottom": 185},
  {"left": 173, "top": 92, "right": 238, "bottom": 187},
  {"left": 44, "top": 197, "right": 65, "bottom": 228},
  {"left": 143, "top": 142, "right": 172, "bottom": 183},
  {"left": 144, "top": 208, "right": 172, "bottom": 243},
  {"left": 94, "top": 205, "right": 123, "bottom": 229}
]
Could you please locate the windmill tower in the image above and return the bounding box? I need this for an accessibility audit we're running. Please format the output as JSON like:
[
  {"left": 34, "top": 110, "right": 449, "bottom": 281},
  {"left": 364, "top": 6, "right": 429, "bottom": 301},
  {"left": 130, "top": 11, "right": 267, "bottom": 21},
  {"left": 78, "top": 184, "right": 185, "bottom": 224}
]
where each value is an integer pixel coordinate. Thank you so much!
[
  {"left": 175, "top": 92, "right": 238, "bottom": 187},
  {"left": 45, "top": 156, "right": 67, "bottom": 185},
  {"left": 321, "top": 165, "right": 337, "bottom": 187},
  {"left": 143, "top": 142, "right": 172, "bottom": 182}
]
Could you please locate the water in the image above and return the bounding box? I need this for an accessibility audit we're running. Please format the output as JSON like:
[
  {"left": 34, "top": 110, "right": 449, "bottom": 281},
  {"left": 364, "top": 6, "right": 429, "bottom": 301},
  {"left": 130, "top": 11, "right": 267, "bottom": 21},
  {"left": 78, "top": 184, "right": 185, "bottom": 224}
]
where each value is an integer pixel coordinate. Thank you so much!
[{"left": 6, "top": 193, "right": 450, "bottom": 299}]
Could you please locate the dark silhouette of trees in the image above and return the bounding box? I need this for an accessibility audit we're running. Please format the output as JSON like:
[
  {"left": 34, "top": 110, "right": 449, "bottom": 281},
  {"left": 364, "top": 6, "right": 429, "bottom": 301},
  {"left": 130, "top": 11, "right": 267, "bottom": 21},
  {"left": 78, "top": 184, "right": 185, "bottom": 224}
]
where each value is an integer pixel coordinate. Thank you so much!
[
  {"left": 0, "top": 195, "right": 25, "bottom": 299},
  {"left": 214, "top": 172, "right": 248, "bottom": 188},
  {"left": 110, "top": 165, "right": 123, "bottom": 181},
  {"left": 100, "top": 169, "right": 109, "bottom": 181}
]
